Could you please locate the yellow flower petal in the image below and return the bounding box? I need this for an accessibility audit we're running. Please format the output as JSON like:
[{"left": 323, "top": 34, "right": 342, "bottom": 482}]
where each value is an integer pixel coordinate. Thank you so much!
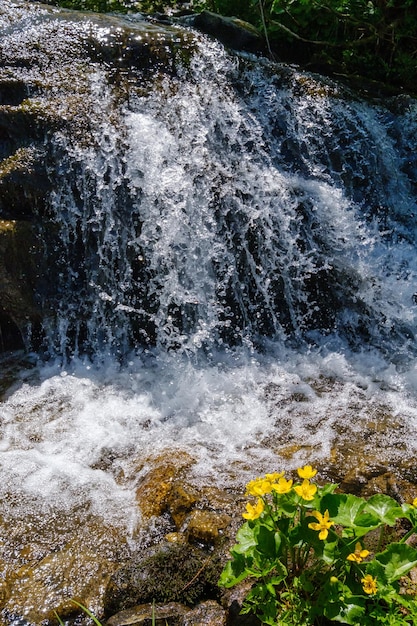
[
  {"left": 265, "top": 472, "right": 285, "bottom": 482},
  {"left": 242, "top": 498, "right": 264, "bottom": 520},
  {"left": 361, "top": 574, "right": 377, "bottom": 595},
  {"left": 347, "top": 542, "right": 370, "bottom": 564},
  {"left": 246, "top": 478, "right": 273, "bottom": 497},
  {"left": 308, "top": 510, "right": 334, "bottom": 541},
  {"left": 297, "top": 465, "right": 318, "bottom": 480},
  {"left": 294, "top": 479, "right": 317, "bottom": 501},
  {"left": 271, "top": 477, "right": 293, "bottom": 494}
]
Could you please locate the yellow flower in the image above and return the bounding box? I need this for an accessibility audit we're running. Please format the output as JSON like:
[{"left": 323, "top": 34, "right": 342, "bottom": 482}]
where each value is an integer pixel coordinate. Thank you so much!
[
  {"left": 265, "top": 472, "right": 285, "bottom": 482},
  {"left": 294, "top": 479, "right": 317, "bottom": 501},
  {"left": 412, "top": 497, "right": 417, "bottom": 508},
  {"left": 272, "top": 476, "right": 293, "bottom": 495},
  {"left": 361, "top": 574, "right": 378, "bottom": 595},
  {"left": 308, "top": 509, "right": 334, "bottom": 540},
  {"left": 246, "top": 477, "right": 273, "bottom": 497},
  {"left": 347, "top": 542, "right": 370, "bottom": 563},
  {"left": 243, "top": 498, "right": 264, "bottom": 520},
  {"left": 297, "top": 465, "right": 318, "bottom": 480}
]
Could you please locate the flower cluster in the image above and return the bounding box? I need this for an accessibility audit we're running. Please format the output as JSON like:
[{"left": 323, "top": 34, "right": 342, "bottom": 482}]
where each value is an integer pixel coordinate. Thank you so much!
[
  {"left": 244, "top": 465, "right": 319, "bottom": 520},
  {"left": 221, "top": 465, "right": 417, "bottom": 625}
]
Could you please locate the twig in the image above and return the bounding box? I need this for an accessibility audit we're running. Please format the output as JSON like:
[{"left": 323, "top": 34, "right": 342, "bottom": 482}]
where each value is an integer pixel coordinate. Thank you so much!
[
  {"left": 180, "top": 555, "right": 213, "bottom": 592},
  {"left": 258, "top": 0, "right": 276, "bottom": 60}
]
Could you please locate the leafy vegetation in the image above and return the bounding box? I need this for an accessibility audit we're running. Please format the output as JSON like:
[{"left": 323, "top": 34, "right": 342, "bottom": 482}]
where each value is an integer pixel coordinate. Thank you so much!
[
  {"left": 255, "top": 0, "right": 417, "bottom": 92},
  {"left": 43, "top": 0, "right": 417, "bottom": 92},
  {"left": 219, "top": 466, "right": 417, "bottom": 625}
]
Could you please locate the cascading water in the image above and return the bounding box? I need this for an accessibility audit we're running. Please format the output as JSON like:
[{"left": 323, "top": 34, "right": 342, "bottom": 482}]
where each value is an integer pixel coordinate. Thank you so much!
[
  {"left": 30, "top": 34, "right": 417, "bottom": 363},
  {"left": 1, "top": 1, "right": 417, "bottom": 621}
]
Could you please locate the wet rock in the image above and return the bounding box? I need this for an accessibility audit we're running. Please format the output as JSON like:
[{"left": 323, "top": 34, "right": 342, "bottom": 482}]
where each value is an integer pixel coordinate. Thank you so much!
[
  {"left": 165, "top": 532, "right": 188, "bottom": 544},
  {"left": 134, "top": 451, "right": 196, "bottom": 520},
  {"left": 0, "top": 1, "right": 199, "bottom": 355},
  {"left": 106, "top": 602, "right": 191, "bottom": 626},
  {"left": 103, "top": 542, "right": 223, "bottom": 617},
  {"left": 185, "top": 509, "right": 231, "bottom": 545},
  {"left": 0, "top": 575, "right": 9, "bottom": 610},
  {"left": 2, "top": 543, "right": 115, "bottom": 625},
  {"left": 182, "top": 599, "right": 226, "bottom": 625},
  {"left": 179, "top": 11, "right": 264, "bottom": 53},
  {"left": 168, "top": 483, "right": 199, "bottom": 529},
  {"left": 0, "top": 219, "right": 43, "bottom": 352},
  {"left": 0, "top": 511, "right": 130, "bottom": 626},
  {"left": 0, "top": 146, "right": 51, "bottom": 220}
]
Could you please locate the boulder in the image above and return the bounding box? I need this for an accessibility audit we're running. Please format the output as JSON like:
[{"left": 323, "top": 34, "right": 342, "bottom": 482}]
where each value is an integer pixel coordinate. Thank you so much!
[
  {"left": 0, "top": 219, "right": 43, "bottom": 352},
  {"left": 179, "top": 11, "right": 264, "bottom": 53},
  {"left": 103, "top": 542, "right": 223, "bottom": 617},
  {"left": 182, "top": 600, "right": 226, "bottom": 625},
  {"left": 0, "top": 512, "right": 129, "bottom": 626},
  {"left": 134, "top": 451, "right": 196, "bottom": 520}
]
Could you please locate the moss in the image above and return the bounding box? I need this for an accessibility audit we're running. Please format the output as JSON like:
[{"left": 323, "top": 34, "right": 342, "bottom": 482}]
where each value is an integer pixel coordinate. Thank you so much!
[
  {"left": 103, "top": 542, "right": 224, "bottom": 616},
  {"left": 0, "top": 220, "right": 17, "bottom": 234}
]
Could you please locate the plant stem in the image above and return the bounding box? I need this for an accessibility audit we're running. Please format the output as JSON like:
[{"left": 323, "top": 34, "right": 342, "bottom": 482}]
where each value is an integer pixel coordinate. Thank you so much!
[{"left": 258, "top": 0, "right": 275, "bottom": 60}]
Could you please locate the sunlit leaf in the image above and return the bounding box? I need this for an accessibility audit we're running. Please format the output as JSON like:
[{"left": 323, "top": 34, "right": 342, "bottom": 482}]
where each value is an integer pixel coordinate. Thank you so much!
[
  {"left": 373, "top": 543, "right": 417, "bottom": 583},
  {"left": 218, "top": 554, "right": 248, "bottom": 587},
  {"left": 321, "top": 493, "right": 367, "bottom": 527},
  {"left": 233, "top": 522, "right": 258, "bottom": 553},
  {"left": 365, "top": 494, "right": 404, "bottom": 526}
]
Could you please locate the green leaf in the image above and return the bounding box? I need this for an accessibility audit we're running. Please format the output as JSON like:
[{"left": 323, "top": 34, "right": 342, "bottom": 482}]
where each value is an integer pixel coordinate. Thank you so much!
[
  {"left": 323, "top": 595, "right": 366, "bottom": 625},
  {"left": 319, "top": 482, "right": 339, "bottom": 497},
  {"left": 218, "top": 554, "right": 249, "bottom": 587},
  {"left": 321, "top": 538, "right": 339, "bottom": 564},
  {"left": 365, "top": 494, "right": 404, "bottom": 526},
  {"left": 255, "top": 523, "right": 279, "bottom": 556},
  {"left": 232, "top": 522, "right": 258, "bottom": 554},
  {"left": 270, "top": 0, "right": 286, "bottom": 16},
  {"left": 322, "top": 493, "right": 367, "bottom": 528},
  {"left": 373, "top": 543, "right": 417, "bottom": 583},
  {"left": 401, "top": 502, "right": 417, "bottom": 526}
]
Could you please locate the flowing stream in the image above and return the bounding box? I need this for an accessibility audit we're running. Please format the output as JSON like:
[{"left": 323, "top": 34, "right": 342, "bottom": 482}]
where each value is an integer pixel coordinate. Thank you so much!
[{"left": 1, "top": 0, "right": 417, "bottom": 576}]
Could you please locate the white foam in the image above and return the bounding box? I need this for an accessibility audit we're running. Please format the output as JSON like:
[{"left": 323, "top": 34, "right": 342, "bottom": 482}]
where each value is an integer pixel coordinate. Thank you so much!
[{"left": 2, "top": 347, "right": 417, "bottom": 528}]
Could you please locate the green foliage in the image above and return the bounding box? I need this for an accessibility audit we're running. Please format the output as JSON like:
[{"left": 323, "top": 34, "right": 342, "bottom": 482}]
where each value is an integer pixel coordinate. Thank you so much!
[
  {"left": 219, "top": 467, "right": 417, "bottom": 625},
  {"left": 256, "top": 0, "right": 417, "bottom": 91}
]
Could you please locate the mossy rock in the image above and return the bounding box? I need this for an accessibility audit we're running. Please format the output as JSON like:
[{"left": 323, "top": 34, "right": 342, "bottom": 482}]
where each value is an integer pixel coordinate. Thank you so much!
[
  {"left": 103, "top": 542, "right": 224, "bottom": 617},
  {"left": 179, "top": 11, "right": 264, "bottom": 54}
]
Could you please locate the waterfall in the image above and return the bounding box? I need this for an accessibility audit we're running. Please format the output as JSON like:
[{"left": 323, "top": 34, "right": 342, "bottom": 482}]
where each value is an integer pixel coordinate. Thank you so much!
[{"left": 4, "top": 3, "right": 411, "bottom": 363}]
